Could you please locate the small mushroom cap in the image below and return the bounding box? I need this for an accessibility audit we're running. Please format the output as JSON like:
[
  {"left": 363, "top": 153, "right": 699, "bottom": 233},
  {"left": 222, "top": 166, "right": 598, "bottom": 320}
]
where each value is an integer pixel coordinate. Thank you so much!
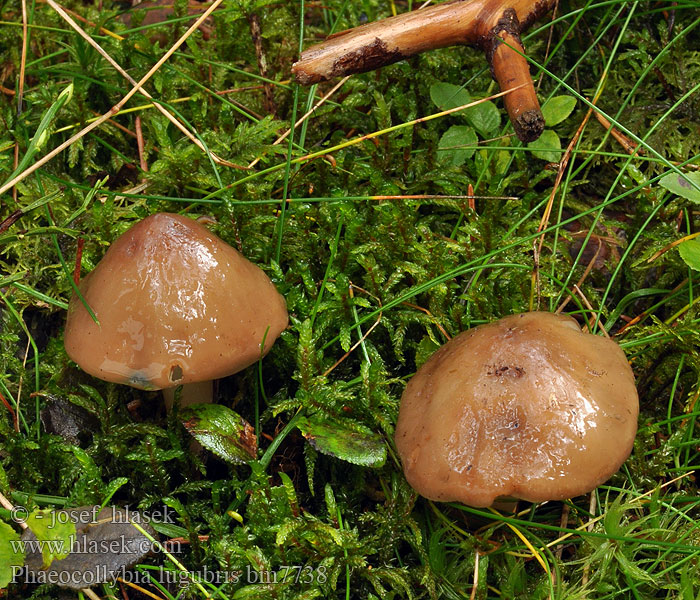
[
  {"left": 395, "top": 312, "right": 639, "bottom": 507},
  {"left": 64, "top": 213, "right": 288, "bottom": 390}
]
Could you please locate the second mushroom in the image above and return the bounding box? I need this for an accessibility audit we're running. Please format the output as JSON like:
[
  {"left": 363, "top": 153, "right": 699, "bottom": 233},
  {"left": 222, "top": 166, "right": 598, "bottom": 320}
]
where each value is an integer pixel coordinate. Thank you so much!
[{"left": 395, "top": 312, "right": 639, "bottom": 508}]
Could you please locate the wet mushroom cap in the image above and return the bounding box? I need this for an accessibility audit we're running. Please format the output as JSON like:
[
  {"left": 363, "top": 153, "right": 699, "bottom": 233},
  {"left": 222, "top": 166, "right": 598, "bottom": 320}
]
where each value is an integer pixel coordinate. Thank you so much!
[
  {"left": 395, "top": 312, "right": 639, "bottom": 508},
  {"left": 64, "top": 213, "right": 288, "bottom": 390}
]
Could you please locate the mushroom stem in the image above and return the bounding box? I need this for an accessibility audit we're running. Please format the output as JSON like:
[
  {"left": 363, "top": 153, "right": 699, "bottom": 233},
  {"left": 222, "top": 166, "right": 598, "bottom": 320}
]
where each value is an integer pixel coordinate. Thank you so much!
[
  {"left": 163, "top": 380, "right": 214, "bottom": 411},
  {"left": 292, "top": 0, "right": 555, "bottom": 142}
]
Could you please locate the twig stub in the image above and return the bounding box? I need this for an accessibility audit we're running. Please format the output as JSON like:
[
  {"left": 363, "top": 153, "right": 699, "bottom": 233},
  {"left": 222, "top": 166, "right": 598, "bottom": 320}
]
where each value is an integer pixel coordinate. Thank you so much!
[{"left": 486, "top": 9, "right": 544, "bottom": 141}]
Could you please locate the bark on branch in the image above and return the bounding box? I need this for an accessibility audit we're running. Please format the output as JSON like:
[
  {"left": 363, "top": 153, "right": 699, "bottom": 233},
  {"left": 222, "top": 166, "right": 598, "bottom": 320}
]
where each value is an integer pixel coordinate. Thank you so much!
[{"left": 292, "top": 0, "right": 556, "bottom": 142}]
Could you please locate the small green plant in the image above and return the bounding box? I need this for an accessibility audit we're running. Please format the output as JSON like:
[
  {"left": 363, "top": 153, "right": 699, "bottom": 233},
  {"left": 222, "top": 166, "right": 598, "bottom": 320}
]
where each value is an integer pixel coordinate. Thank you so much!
[
  {"left": 430, "top": 81, "right": 501, "bottom": 165},
  {"left": 527, "top": 95, "right": 577, "bottom": 162}
]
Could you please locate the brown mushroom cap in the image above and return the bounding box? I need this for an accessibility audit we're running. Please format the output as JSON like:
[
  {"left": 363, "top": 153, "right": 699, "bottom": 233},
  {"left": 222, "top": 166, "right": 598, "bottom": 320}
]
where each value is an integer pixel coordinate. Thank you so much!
[
  {"left": 64, "top": 213, "right": 288, "bottom": 390},
  {"left": 395, "top": 312, "right": 639, "bottom": 507}
]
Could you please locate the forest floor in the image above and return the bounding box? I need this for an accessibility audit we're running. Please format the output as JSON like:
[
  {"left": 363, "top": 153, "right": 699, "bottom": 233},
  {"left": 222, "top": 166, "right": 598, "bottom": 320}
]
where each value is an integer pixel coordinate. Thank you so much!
[{"left": 1, "top": 0, "right": 700, "bottom": 598}]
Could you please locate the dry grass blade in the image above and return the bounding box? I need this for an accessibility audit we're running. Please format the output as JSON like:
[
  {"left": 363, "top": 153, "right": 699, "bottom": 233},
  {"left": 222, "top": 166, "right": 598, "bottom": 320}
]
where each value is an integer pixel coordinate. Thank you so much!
[
  {"left": 401, "top": 301, "right": 451, "bottom": 341},
  {"left": 469, "top": 551, "right": 480, "bottom": 600},
  {"left": 575, "top": 284, "right": 610, "bottom": 338},
  {"left": 535, "top": 101, "right": 597, "bottom": 254},
  {"left": 321, "top": 317, "right": 382, "bottom": 377},
  {"left": 44, "top": 0, "right": 245, "bottom": 170},
  {"left": 247, "top": 75, "right": 350, "bottom": 169},
  {"left": 536, "top": 0, "right": 559, "bottom": 93},
  {"left": 531, "top": 98, "right": 599, "bottom": 308},
  {"left": 18, "top": 0, "right": 28, "bottom": 114},
  {"left": 595, "top": 111, "right": 641, "bottom": 155},
  {"left": 35, "top": 0, "right": 125, "bottom": 39},
  {"left": 581, "top": 491, "right": 597, "bottom": 586},
  {"left": 0, "top": 0, "right": 226, "bottom": 198},
  {"left": 0, "top": 491, "right": 17, "bottom": 516},
  {"left": 116, "top": 578, "right": 167, "bottom": 600},
  {"left": 555, "top": 238, "right": 602, "bottom": 314},
  {"left": 292, "top": 84, "right": 529, "bottom": 166},
  {"left": 617, "top": 278, "right": 688, "bottom": 335},
  {"left": 248, "top": 11, "right": 276, "bottom": 116},
  {"left": 135, "top": 116, "right": 148, "bottom": 176},
  {"left": 322, "top": 283, "right": 383, "bottom": 377},
  {"left": 533, "top": 58, "right": 610, "bottom": 261},
  {"left": 12, "top": 144, "right": 19, "bottom": 203},
  {"left": 0, "top": 392, "right": 18, "bottom": 432},
  {"left": 540, "top": 473, "right": 692, "bottom": 553},
  {"left": 647, "top": 231, "right": 700, "bottom": 263},
  {"left": 15, "top": 339, "right": 30, "bottom": 439},
  {"left": 554, "top": 503, "right": 570, "bottom": 560}
]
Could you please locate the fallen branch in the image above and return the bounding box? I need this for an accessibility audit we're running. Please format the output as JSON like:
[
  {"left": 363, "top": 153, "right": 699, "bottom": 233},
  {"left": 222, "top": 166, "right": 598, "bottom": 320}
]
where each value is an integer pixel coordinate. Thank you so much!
[{"left": 292, "top": 0, "right": 557, "bottom": 142}]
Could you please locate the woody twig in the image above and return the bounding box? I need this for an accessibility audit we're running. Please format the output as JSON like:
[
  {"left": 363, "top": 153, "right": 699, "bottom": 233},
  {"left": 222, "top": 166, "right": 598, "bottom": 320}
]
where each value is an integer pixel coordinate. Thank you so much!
[{"left": 292, "top": 0, "right": 556, "bottom": 142}]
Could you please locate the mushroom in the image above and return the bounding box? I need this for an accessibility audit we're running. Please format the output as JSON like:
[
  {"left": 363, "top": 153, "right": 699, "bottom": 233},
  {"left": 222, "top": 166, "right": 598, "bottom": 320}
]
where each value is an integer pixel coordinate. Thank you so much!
[
  {"left": 394, "top": 312, "right": 638, "bottom": 508},
  {"left": 64, "top": 213, "right": 288, "bottom": 406}
]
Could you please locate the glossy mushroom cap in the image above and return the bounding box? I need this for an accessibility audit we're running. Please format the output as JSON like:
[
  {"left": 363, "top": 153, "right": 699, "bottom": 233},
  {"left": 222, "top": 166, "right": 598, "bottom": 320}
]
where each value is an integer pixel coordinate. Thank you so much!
[
  {"left": 64, "top": 213, "right": 288, "bottom": 390},
  {"left": 395, "top": 312, "right": 639, "bottom": 508}
]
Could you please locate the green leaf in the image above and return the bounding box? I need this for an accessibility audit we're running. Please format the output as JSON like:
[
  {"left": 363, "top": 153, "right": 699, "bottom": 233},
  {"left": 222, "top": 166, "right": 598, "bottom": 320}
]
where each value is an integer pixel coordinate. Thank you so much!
[
  {"left": 297, "top": 415, "right": 386, "bottom": 467},
  {"left": 429, "top": 82, "right": 500, "bottom": 136},
  {"left": 613, "top": 547, "right": 655, "bottom": 583},
  {"left": 3, "top": 83, "right": 73, "bottom": 185},
  {"left": 430, "top": 82, "right": 471, "bottom": 111},
  {"left": 528, "top": 129, "right": 562, "bottom": 162},
  {"left": 26, "top": 509, "right": 75, "bottom": 569},
  {"left": 0, "top": 461, "right": 7, "bottom": 491},
  {"left": 678, "top": 237, "right": 700, "bottom": 270},
  {"left": 659, "top": 172, "right": 700, "bottom": 203},
  {"left": 339, "top": 322, "right": 352, "bottom": 352},
  {"left": 101, "top": 477, "right": 130, "bottom": 506},
  {"left": 541, "top": 95, "right": 577, "bottom": 126},
  {"left": 0, "top": 521, "right": 24, "bottom": 588},
  {"left": 437, "top": 126, "right": 478, "bottom": 166},
  {"left": 324, "top": 483, "right": 338, "bottom": 521},
  {"left": 464, "top": 99, "right": 500, "bottom": 136},
  {"left": 415, "top": 336, "right": 441, "bottom": 369},
  {"left": 150, "top": 521, "right": 188, "bottom": 539},
  {"left": 181, "top": 404, "right": 257, "bottom": 464}
]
